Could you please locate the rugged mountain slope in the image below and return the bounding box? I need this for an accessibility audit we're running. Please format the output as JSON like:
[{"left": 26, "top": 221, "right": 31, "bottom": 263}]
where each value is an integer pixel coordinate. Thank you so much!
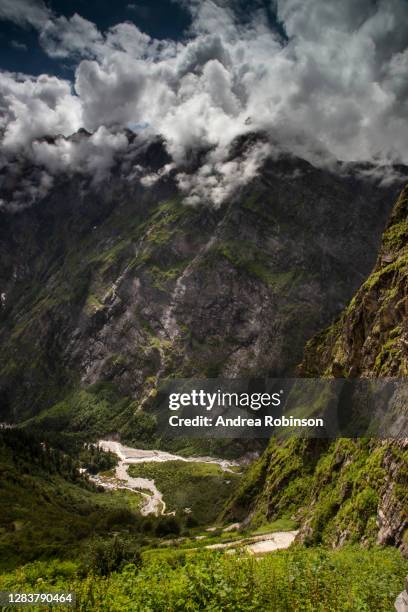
[
  {"left": 226, "top": 185, "right": 408, "bottom": 552},
  {"left": 0, "top": 133, "right": 406, "bottom": 432},
  {"left": 301, "top": 184, "right": 408, "bottom": 378}
]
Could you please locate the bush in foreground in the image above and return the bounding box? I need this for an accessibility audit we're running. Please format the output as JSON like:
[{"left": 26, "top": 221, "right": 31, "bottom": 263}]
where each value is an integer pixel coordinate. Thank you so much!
[{"left": 0, "top": 546, "right": 406, "bottom": 611}]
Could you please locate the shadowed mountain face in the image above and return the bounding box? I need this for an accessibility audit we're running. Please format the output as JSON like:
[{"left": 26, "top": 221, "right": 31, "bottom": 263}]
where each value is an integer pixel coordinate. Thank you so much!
[
  {"left": 225, "top": 185, "right": 408, "bottom": 553},
  {"left": 0, "top": 133, "right": 406, "bottom": 425},
  {"left": 301, "top": 184, "right": 408, "bottom": 378}
]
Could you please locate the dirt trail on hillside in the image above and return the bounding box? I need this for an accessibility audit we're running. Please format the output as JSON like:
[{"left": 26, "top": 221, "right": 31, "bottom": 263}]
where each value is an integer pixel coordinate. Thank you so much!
[{"left": 205, "top": 530, "right": 298, "bottom": 554}]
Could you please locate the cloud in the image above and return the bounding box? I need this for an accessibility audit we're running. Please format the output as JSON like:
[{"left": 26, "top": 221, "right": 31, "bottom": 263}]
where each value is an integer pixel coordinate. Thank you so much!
[
  {"left": 0, "top": 0, "right": 51, "bottom": 28},
  {"left": 0, "top": 0, "right": 408, "bottom": 209},
  {"left": 177, "top": 139, "right": 273, "bottom": 207},
  {"left": 0, "top": 163, "right": 54, "bottom": 213},
  {"left": 11, "top": 40, "right": 28, "bottom": 51},
  {"left": 0, "top": 127, "right": 131, "bottom": 212},
  {"left": 0, "top": 72, "right": 82, "bottom": 151},
  {"left": 39, "top": 13, "right": 103, "bottom": 59},
  {"left": 31, "top": 126, "right": 129, "bottom": 180},
  {"left": 140, "top": 162, "right": 175, "bottom": 187},
  {"left": 75, "top": 0, "right": 408, "bottom": 166},
  {"left": 75, "top": 57, "right": 150, "bottom": 130}
]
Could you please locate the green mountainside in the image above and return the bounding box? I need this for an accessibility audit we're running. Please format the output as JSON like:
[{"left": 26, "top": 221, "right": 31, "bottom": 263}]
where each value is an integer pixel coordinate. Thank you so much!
[
  {"left": 301, "top": 184, "right": 408, "bottom": 378},
  {"left": 0, "top": 136, "right": 405, "bottom": 444},
  {"left": 0, "top": 430, "right": 138, "bottom": 570},
  {"left": 0, "top": 146, "right": 407, "bottom": 608},
  {"left": 226, "top": 185, "right": 408, "bottom": 553}
]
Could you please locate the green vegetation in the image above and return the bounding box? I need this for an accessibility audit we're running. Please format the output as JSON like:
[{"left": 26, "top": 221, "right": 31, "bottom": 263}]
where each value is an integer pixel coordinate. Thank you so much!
[
  {"left": 147, "top": 260, "right": 189, "bottom": 290},
  {"left": 225, "top": 438, "right": 408, "bottom": 550},
  {"left": 301, "top": 186, "right": 408, "bottom": 378},
  {"left": 79, "top": 443, "right": 118, "bottom": 475},
  {"left": 0, "top": 546, "right": 406, "bottom": 611},
  {"left": 0, "top": 195, "right": 197, "bottom": 421},
  {"left": 1, "top": 184, "right": 408, "bottom": 609},
  {"left": 24, "top": 382, "right": 158, "bottom": 447},
  {"left": 251, "top": 518, "right": 298, "bottom": 535},
  {"left": 24, "top": 384, "right": 129, "bottom": 435},
  {"left": 301, "top": 439, "right": 386, "bottom": 545},
  {"left": 0, "top": 430, "right": 155, "bottom": 571},
  {"left": 203, "top": 239, "right": 301, "bottom": 291},
  {"left": 128, "top": 461, "right": 241, "bottom": 524},
  {"left": 224, "top": 438, "right": 324, "bottom": 524},
  {"left": 0, "top": 430, "right": 405, "bottom": 609}
]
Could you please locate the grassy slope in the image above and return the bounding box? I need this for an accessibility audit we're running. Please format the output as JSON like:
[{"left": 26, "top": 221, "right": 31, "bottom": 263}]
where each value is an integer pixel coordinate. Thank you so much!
[
  {"left": 1, "top": 432, "right": 406, "bottom": 610},
  {"left": 301, "top": 184, "right": 408, "bottom": 378},
  {"left": 0, "top": 197, "right": 198, "bottom": 422},
  {"left": 231, "top": 438, "right": 407, "bottom": 546}
]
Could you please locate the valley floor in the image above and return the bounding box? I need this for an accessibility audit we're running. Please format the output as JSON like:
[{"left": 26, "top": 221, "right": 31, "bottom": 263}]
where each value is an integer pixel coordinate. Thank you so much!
[{"left": 91, "top": 440, "right": 241, "bottom": 516}]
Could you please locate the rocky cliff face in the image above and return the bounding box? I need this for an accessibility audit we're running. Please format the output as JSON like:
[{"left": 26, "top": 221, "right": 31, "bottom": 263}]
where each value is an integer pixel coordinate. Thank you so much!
[
  {"left": 227, "top": 185, "right": 408, "bottom": 553},
  {"left": 0, "top": 133, "right": 406, "bottom": 429},
  {"left": 301, "top": 184, "right": 408, "bottom": 378}
]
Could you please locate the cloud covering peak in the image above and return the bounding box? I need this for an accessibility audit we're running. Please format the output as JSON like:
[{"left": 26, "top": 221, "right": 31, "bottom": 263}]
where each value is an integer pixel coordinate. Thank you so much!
[{"left": 0, "top": 0, "right": 408, "bottom": 209}]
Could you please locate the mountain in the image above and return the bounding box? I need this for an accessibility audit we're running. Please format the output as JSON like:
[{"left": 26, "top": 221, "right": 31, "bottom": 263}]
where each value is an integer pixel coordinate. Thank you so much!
[
  {"left": 0, "top": 132, "right": 406, "bottom": 439},
  {"left": 225, "top": 185, "right": 408, "bottom": 553},
  {"left": 301, "top": 184, "right": 408, "bottom": 378}
]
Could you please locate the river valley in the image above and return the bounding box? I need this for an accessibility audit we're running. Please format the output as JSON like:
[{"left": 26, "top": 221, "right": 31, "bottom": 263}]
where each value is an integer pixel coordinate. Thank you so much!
[{"left": 91, "top": 440, "right": 298, "bottom": 554}]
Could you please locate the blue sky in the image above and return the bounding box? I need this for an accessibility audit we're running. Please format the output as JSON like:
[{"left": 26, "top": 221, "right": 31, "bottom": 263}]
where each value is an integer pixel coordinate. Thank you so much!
[
  {"left": 0, "top": 0, "right": 285, "bottom": 76},
  {"left": 0, "top": 1, "right": 192, "bottom": 76}
]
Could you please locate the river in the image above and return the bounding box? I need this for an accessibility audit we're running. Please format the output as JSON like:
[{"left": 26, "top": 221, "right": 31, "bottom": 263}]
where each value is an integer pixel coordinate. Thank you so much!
[
  {"left": 89, "top": 440, "right": 298, "bottom": 553},
  {"left": 92, "top": 440, "right": 240, "bottom": 516}
]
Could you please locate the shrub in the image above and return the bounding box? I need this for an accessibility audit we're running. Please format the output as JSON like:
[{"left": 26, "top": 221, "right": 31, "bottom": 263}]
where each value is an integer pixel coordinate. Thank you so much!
[{"left": 85, "top": 537, "right": 141, "bottom": 576}]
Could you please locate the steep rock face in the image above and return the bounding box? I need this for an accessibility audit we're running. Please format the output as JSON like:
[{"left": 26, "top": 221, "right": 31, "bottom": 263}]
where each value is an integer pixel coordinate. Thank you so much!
[
  {"left": 301, "top": 184, "right": 408, "bottom": 378},
  {"left": 227, "top": 185, "right": 408, "bottom": 552},
  {"left": 0, "top": 138, "right": 406, "bottom": 427}
]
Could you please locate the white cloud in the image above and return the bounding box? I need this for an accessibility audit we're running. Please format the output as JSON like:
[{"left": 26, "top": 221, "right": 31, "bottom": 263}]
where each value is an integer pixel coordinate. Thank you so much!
[
  {"left": 74, "top": 58, "right": 150, "bottom": 130},
  {"left": 0, "top": 0, "right": 51, "bottom": 29},
  {"left": 39, "top": 13, "right": 103, "bottom": 59},
  {"left": 0, "top": 167, "right": 54, "bottom": 213},
  {"left": 177, "top": 139, "right": 273, "bottom": 207},
  {"left": 0, "top": 72, "right": 82, "bottom": 151},
  {"left": 0, "top": 0, "right": 408, "bottom": 209},
  {"left": 140, "top": 162, "right": 175, "bottom": 187},
  {"left": 0, "top": 127, "right": 130, "bottom": 211},
  {"left": 30, "top": 126, "right": 129, "bottom": 180}
]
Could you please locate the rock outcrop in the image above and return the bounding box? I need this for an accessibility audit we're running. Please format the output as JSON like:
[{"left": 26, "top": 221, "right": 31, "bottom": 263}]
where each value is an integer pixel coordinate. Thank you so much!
[
  {"left": 301, "top": 184, "right": 408, "bottom": 378},
  {"left": 395, "top": 576, "right": 408, "bottom": 612}
]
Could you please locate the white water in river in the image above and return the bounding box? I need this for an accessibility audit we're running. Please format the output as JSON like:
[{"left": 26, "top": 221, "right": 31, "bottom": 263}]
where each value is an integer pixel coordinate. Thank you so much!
[{"left": 93, "top": 440, "right": 240, "bottom": 516}]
